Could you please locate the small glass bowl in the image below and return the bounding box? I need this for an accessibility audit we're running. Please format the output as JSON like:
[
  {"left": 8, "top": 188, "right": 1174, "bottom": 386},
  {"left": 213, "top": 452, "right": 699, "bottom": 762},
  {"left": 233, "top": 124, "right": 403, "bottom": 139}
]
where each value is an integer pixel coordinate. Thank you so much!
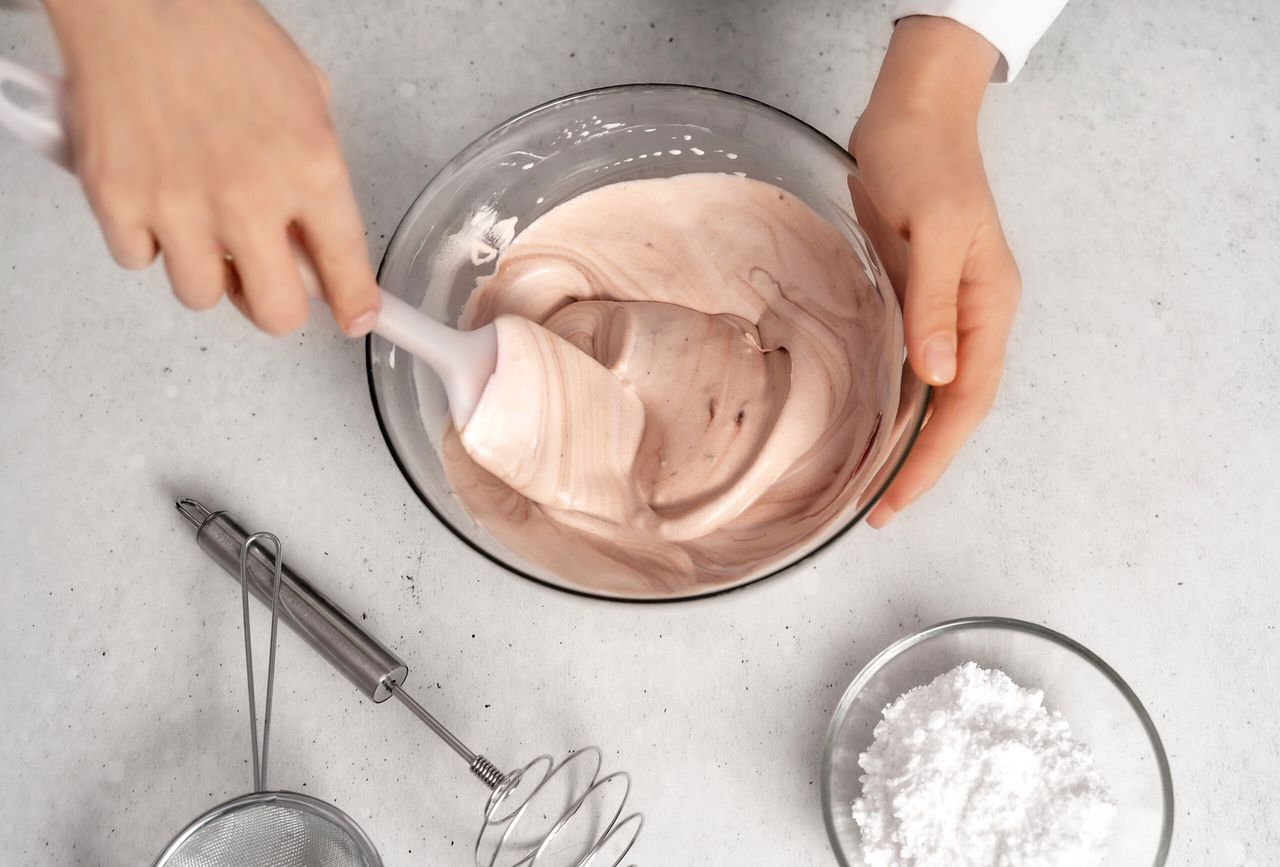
[
  {"left": 821, "top": 617, "right": 1174, "bottom": 866},
  {"left": 367, "top": 84, "right": 929, "bottom": 601}
]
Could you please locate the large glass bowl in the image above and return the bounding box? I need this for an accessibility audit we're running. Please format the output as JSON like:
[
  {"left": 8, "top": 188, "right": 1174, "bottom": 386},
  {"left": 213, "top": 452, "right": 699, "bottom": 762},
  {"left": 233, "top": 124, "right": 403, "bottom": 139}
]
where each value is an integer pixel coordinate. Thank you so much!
[
  {"left": 821, "top": 618, "right": 1174, "bottom": 866},
  {"left": 367, "top": 84, "right": 929, "bottom": 602}
]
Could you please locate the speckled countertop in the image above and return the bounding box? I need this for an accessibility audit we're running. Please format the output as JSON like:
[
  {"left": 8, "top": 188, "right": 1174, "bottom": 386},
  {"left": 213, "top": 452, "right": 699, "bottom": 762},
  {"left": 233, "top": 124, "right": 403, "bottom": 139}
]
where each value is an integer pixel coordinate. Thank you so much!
[{"left": 1, "top": 1, "right": 1277, "bottom": 865}]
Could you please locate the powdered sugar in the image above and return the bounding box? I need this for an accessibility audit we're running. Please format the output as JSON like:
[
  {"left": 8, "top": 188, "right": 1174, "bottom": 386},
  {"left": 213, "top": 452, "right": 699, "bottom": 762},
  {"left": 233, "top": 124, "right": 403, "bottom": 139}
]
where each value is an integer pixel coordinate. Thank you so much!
[{"left": 852, "top": 662, "right": 1116, "bottom": 867}]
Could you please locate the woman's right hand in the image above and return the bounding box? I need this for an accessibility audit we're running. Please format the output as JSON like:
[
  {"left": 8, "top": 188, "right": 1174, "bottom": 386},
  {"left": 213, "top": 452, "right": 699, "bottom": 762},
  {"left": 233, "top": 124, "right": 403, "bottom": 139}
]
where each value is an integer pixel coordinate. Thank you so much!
[{"left": 43, "top": 0, "right": 380, "bottom": 336}]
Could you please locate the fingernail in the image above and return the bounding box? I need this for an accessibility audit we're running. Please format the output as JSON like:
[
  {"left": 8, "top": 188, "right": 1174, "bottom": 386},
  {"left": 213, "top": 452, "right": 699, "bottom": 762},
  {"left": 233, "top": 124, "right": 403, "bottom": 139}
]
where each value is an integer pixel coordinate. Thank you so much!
[
  {"left": 867, "top": 504, "right": 897, "bottom": 529},
  {"left": 345, "top": 309, "right": 379, "bottom": 338},
  {"left": 922, "top": 335, "right": 957, "bottom": 384}
]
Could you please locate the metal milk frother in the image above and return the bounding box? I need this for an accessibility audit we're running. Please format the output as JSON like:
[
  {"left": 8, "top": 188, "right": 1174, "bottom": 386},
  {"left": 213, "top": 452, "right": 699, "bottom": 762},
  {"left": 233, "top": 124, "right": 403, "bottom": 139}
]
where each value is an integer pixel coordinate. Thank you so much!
[{"left": 173, "top": 498, "right": 642, "bottom": 867}]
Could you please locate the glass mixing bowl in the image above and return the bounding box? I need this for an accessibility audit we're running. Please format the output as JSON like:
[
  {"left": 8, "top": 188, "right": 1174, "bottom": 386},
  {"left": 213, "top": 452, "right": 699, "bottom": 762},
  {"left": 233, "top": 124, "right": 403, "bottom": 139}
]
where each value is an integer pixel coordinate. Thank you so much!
[
  {"left": 367, "top": 84, "right": 929, "bottom": 602},
  {"left": 822, "top": 617, "right": 1174, "bottom": 866}
]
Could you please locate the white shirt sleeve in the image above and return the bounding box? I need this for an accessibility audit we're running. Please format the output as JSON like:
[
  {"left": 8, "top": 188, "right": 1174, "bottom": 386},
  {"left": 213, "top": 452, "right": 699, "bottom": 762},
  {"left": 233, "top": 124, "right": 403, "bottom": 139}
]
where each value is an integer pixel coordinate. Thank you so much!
[{"left": 890, "top": 0, "right": 1069, "bottom": 83}]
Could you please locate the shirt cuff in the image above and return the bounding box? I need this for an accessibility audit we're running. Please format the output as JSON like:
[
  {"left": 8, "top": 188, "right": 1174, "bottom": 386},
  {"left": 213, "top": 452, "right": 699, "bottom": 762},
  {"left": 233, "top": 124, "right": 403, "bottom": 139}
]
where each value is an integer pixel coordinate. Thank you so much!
[{"left": 890, "top": 0, "right": 1069, "bottom": 83}]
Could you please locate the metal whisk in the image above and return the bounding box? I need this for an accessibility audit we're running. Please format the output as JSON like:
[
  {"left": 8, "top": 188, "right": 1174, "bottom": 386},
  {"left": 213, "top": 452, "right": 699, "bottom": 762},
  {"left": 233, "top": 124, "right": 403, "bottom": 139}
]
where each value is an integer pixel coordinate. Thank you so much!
[{"left": 176, "top": 498, "right": 643, "bottom": 867}]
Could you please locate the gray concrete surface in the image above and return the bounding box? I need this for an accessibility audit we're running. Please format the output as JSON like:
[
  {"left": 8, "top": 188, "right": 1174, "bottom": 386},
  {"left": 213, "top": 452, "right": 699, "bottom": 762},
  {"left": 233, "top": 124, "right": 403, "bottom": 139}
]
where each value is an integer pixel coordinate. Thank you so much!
[{"left": 1, "top": 1, "right": 1277, "bottom": 864}]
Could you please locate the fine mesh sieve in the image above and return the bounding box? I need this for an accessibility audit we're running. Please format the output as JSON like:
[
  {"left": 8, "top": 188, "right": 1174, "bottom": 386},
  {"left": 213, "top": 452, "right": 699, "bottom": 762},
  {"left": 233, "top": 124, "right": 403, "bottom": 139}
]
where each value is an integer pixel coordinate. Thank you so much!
[
  {"left": 155, "top": 792, "right": 379, "bottom": 867},
  {"left": 154, "top": 529, "right": 382, "bottom": 867}
]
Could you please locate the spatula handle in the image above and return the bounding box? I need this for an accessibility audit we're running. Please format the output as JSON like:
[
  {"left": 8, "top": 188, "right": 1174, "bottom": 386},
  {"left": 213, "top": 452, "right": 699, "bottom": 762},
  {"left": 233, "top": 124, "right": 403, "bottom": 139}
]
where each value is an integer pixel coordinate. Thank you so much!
[{"left": 0, "top": 58, "right": 69, "bottom": 169}]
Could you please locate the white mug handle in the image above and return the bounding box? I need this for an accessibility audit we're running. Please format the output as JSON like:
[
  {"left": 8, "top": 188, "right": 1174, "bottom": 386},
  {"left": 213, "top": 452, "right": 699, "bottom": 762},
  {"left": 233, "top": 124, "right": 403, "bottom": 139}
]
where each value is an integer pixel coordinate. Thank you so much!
[{"left": 0, "top": 57, "right": 70, "bottom": 170}]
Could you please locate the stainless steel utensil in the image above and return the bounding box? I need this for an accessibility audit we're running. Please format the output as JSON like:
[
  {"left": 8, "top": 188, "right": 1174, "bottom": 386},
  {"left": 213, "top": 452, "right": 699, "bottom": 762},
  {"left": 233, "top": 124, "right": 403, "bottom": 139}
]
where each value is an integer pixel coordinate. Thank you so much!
[
  {"left": 177, "top": 498, "right": 643, "bottom": 867},
  {"left": 155, "top": 527, "right": 382, "bottom": 867}
]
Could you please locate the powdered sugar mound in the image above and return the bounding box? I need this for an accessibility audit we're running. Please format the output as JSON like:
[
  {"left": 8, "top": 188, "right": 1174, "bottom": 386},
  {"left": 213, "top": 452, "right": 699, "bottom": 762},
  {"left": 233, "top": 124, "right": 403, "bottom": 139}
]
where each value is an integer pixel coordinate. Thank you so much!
[{"left": 851, "top": 662, "right": 1116, "bottom": 867}]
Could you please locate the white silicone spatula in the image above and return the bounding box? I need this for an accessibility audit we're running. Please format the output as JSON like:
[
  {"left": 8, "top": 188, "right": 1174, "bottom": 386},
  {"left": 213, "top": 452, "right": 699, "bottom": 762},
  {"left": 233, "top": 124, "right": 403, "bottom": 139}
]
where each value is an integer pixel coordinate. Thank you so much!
[{"left": 0, "top": 58, "right": 496, "bottom": 428}]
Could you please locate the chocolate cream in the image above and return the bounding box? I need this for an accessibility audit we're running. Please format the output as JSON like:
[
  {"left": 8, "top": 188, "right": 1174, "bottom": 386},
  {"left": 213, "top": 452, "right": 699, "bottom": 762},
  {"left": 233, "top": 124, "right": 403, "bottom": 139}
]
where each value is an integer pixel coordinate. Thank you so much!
[{"left": 440, "top": 173, "right": 902, "bottom": 597}]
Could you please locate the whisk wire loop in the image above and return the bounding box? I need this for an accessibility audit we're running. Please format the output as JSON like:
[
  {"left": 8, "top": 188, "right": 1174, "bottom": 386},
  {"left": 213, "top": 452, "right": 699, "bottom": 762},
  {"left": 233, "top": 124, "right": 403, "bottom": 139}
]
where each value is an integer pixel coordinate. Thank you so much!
[{"left": 478, "top": 748, "right": 641, "bottom": 867}]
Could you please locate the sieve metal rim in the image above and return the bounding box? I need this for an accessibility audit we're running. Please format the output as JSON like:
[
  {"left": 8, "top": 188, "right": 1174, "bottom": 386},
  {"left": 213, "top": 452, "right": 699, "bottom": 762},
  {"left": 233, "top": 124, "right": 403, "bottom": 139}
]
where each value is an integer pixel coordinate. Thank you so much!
[{"left": 152, "top": 789, "right": 383, "bottom": 867}]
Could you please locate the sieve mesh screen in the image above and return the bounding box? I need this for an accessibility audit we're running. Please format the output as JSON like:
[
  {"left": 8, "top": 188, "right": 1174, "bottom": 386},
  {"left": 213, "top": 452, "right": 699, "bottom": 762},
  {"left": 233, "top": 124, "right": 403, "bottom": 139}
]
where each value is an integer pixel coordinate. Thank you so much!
[{"left": 159, "top": 800, "right": 376, "bottom": 867}]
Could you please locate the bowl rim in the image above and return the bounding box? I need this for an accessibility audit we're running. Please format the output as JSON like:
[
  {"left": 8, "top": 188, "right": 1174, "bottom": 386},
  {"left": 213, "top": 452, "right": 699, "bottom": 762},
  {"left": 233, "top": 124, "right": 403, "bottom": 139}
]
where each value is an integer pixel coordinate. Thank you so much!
[
  {"left": 365, "top": 82, "right": 930, "bottom": 604},
  {"left": 820, "top": 616, "right": 1175, "bottom": 867}
]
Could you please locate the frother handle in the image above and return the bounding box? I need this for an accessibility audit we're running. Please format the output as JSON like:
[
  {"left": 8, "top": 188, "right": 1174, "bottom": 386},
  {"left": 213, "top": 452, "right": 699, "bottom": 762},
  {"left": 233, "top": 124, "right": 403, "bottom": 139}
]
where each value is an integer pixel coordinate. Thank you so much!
[{"left": 179, "top": 499, "right": 408, "bottom": 703}]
